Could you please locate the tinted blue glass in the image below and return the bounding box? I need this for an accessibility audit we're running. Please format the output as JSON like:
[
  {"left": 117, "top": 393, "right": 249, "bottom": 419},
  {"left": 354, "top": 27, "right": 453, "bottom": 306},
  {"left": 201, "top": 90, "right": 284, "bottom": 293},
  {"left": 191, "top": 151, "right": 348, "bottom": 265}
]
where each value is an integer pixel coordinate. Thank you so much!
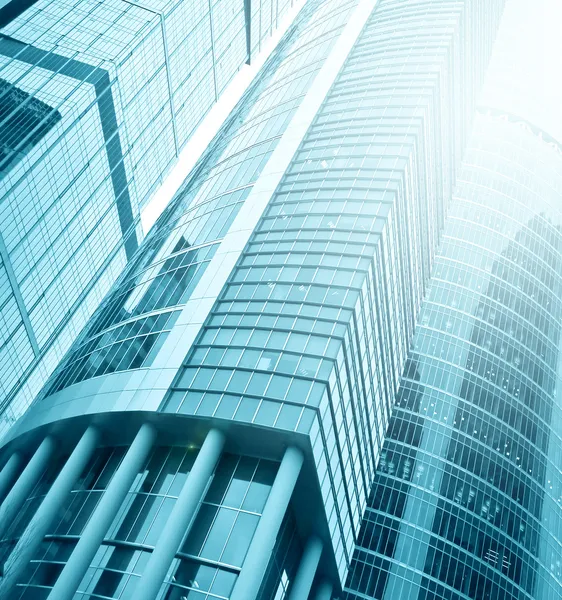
[
  {"left": 0, "top": 0, "right": 294, "bottom": 433},
  {"left": 344, "top": 114, "right": 562, "bottom": 600},
  {"left": 167, "top": 0, "right": 506, "bottom": 578}
]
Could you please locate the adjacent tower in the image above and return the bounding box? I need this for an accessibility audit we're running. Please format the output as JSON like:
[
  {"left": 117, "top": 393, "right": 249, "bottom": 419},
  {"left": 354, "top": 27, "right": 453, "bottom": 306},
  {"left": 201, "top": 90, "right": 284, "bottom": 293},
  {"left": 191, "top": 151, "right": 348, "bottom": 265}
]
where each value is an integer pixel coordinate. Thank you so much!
[
  {"left": 0, "top": 0, "right": 294, "bottom": 433},
  {"left": 344, "top": 111, "right": 562, "bottom": 600},
  {"left": 0, "top": 1, "right": 505, "bottom": 599}
]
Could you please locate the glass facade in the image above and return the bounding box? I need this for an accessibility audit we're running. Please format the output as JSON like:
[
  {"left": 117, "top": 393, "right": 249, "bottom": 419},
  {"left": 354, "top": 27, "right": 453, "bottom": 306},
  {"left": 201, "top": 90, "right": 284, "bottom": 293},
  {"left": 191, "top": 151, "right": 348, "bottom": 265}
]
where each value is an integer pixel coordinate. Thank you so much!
[
  {"left": 37, "top": 0, "right": 362, "bottom": 400},
  {"left": 0, "top": 1, "right": 516, "bottom": 600},
  {"left": 0, "top": 443, "right": 283, "bottom": 599},
  {"left": 0, "top": 0, "right": 293, "bottom": 435},
  {"left": 12, "top": 0, "right": 504, "bottom": 583},
  {"left": 0, "top": 78, "right": 62, "bottom": 174},
  {"left": 166, "top": 0, "right": 505, "bottom": 579},
  {"left": 344, "top": 113, "right": 562, "bottom": 600}
]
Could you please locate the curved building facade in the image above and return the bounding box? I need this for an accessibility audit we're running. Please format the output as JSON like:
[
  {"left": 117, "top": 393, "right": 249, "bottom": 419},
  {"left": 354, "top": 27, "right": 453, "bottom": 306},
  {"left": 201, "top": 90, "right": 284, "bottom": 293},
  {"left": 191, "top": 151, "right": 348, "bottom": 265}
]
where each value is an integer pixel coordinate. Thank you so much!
[
  {"left": 0, "top": 1, "right": 505, "bottom": 599},
  {"left": 344, "top": 111, "right": 562, "bottom": 600}
]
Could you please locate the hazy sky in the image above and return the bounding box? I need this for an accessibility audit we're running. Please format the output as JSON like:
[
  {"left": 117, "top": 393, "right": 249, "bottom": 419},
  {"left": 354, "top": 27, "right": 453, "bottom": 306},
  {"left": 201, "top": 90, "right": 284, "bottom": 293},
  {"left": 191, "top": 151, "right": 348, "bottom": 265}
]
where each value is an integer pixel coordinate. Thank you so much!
[{"left": 481, "top": 0, "right": 562, "bottom": 142}]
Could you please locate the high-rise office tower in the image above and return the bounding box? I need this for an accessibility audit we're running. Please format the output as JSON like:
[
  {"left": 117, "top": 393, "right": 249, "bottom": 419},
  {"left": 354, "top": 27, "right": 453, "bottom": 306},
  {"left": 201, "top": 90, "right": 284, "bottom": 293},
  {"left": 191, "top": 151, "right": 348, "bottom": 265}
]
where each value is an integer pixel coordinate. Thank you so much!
[
  {"left": 0, "top": 0, "right": 505, "bottom": 599},
  {"left": 0, "top": 0, "right": 294, "bottom": 432},
  {"left": 344, "top": 111, "right": 562, "bottom": 600}
]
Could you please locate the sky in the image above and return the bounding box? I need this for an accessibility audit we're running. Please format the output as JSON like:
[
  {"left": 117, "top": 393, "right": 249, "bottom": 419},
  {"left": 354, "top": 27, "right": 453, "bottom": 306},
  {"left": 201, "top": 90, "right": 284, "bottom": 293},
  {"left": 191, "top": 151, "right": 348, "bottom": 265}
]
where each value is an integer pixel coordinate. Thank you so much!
[
  {"left": 481, "top": 0, "right": 562, "bottom": 142},
  {"left": 141, "top": 0, "right": 562, "bottom": 235}
]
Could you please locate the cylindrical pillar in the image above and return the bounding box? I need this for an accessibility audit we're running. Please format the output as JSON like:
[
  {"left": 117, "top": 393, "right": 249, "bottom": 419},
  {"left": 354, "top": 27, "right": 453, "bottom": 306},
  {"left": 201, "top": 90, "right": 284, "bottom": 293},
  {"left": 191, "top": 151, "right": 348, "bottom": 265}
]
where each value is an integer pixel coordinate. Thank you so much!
[
  {"left": 231, "top": 446, "right": 304, "bottom": 600},
  {"left": 0, "top": 452, "right": 22, "bottom": 503},
  {"left": 314, "top": 580, "right": 333, "bottom": 600},
  {"left": 0, "top": 435, "right": 55, "bottom": 539},
  {"left": 133, "top": 428, "right": 226, "bottom": 600},
  {"left": 288, "top": 535, "right": 323, "bottom": 600},
  {"left": 0, "top": 426, "right": 99, "bottom": 596},
  {"left": 48, "top": 423, "right": 157, "bottom": 600}
]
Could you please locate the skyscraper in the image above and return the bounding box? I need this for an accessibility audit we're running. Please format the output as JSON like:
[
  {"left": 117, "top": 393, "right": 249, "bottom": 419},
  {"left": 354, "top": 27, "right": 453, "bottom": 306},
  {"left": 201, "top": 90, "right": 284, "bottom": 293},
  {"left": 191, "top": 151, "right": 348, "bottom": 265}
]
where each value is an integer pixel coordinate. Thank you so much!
[
  {"left": 344, "top": 111, "right": 562, "bottom": 600},
  {"left": 0, "top": 0, "right": 294, "bottom": 432},
  {"left": 0, "top": 0, "right": 506, "bottom": 599}
]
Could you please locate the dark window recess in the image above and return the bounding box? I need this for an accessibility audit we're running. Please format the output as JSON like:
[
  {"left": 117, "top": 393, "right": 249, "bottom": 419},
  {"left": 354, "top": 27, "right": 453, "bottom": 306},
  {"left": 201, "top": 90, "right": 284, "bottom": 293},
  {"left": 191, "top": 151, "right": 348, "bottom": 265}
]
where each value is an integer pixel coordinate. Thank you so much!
[
  {"left": 0, "top": 1, "right": 41, "bottom": 28},
  {"left": 0, "top": 78, "right": 61, "bottom": 175}
]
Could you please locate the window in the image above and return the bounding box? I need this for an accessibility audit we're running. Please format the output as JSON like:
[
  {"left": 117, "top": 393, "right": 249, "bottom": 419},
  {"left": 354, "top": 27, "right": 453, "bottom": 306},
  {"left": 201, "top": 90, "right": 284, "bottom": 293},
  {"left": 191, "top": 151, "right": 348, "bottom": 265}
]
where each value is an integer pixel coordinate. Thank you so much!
[{"left": 0, "top": 79, "right": 61, "bottom": 175}]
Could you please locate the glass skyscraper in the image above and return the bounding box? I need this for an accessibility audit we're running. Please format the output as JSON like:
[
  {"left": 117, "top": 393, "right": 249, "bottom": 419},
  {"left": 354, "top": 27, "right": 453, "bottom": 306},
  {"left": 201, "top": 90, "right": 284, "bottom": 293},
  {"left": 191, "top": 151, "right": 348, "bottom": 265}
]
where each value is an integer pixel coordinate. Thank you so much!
[
  {"left": 344, "top": 111, "right": 562, "bottom": 600},
  {"left": 0, "top": 0, "right": 293, "bottom": 434},
  {"left": 0, "top": 1, "right": 541, "bottom": 600}
]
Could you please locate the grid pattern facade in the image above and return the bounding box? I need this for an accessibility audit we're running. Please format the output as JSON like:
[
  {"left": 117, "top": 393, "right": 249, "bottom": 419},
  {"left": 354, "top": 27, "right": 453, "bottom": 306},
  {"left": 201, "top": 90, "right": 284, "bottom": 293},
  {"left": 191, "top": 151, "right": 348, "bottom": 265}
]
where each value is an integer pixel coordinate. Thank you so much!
[
  {"left": 38, "top": 0, "right": 362, "bottom": 400},
  {"left": 344, "top": 113, "right": 562, "bottom": 600},
  {"left": 0, "top": 0, "right": 511, "bottom": 597},
  {"left": 165, "top": 0, "right": 505, "bottom": 579},
  {"left": 0, "top": 0, "right": 291, "bottom": 435},
  {"left": 0, "top": 78, "right": 62, "bottom": 173},
  {"left": 0, "top": 443, "right": 285, "bottom": 600},
  {"left": 25, "top": 0, "right": 507, "bottom": 586}
]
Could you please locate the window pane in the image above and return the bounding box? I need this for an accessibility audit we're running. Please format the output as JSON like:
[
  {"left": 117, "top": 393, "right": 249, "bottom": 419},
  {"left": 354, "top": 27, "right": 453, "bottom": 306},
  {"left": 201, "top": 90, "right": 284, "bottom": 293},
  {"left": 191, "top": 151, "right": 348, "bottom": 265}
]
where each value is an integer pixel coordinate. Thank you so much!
[{"left": 221, "top": 512, "right": 259, "bottom": 567}]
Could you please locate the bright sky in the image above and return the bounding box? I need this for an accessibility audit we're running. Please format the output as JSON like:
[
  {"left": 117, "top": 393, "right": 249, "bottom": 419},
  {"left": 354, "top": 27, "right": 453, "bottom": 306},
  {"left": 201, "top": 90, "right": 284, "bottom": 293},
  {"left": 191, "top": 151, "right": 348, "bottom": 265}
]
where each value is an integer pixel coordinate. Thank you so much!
[{"left": 481, "top": 0, "right": 562, "bottom": 142}]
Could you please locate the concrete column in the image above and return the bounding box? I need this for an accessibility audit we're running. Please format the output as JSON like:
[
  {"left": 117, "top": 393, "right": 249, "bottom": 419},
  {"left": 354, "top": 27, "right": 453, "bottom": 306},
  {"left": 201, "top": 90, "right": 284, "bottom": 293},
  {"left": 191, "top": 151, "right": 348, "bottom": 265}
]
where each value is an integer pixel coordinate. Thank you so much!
[
  {"left": 288, "top": 535, "right": 323, "bottom": 600},
  {"left": 314, "top": 580, "right": 333, "bottom": 600},
  {"left": 0, "top": 452, "right": 22, "bottom": 503},
  {"left": 133, "top": 428, "right": 226, "bottom": 600},
  {"left": 0, "top": 436, "right": 55, "bottom": 540},
  {"left": 0, "top": 426, "right": 99, "bottom": 596},
  {"left": 47, "top": 423, "right": 157, "bottom": 600},
  {"left": 231, "top": 446, "right": 304, "bottom": 600}
]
